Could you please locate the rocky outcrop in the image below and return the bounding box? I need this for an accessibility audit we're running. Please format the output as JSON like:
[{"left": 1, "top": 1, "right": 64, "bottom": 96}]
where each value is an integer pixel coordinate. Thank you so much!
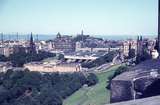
[
  {"left": 110, "top": 80, "right": 132, "bottom": 103},
  {"left": 110, "top": 59, "right": 160, "bottom": 103}
]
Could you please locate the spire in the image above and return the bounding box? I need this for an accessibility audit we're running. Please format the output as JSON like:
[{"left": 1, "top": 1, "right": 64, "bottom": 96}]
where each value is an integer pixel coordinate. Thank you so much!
[
  {"left": 30, "top": 32, "right": 34, "bottom": 48},
  {"left": 129, "top": 42, "right": 132, "bottom": 51},
  {"left": 1, "top": 32, "right": 4, "bottom": 44},
  {"left": 140, "top": 36, "right": 143, "bottom": 41},
  {"left": 57, "top": 32, "right": 61, "bottom": 38},
  {"left": 29, "top": 32, "right": 36, "bottom": 54},
  {"left": 137, "top": 36, "right": 139, "bottom": 42},
  {"left": 16, "top": 32, "right": 19, "bottom": 41},
  {"left": 30, "top": 32, "right": 33, "bottom": 45},
  {"left": 81, "top": 30, "right": 84, "bottom": 35}
]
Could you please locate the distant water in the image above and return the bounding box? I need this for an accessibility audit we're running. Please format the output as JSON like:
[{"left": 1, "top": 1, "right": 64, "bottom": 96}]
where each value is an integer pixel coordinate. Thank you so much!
[
  {"left": 2, "top": 34, "right": 156, "bottom": 41},
  {"left": 93, "top": 35, "right": 156, "bottom": 40},
  {"left": 2, "top": 34, "right": 55, "bottom": 41}
]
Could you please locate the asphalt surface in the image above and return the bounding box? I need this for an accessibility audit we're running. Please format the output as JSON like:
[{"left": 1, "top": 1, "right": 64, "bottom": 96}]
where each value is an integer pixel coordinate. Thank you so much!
[{"left": 106, "top": 96, "right": 160, "bottom": 105}]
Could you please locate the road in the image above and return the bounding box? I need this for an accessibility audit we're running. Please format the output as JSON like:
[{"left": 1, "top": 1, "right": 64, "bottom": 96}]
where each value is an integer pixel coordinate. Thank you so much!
[{"left": 86, "top": 54, "right": 123, "bottom": 73}]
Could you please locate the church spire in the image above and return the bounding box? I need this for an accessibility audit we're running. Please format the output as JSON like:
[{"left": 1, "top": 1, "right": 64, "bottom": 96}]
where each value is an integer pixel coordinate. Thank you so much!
[
  {"left": 140, "top": 36, "right": 142, "bottom": 41},
  {"left": 81, "top": 30, "right": 84, "bottom": 35},
  {"left": 29, "top": 32, "right": 36, "bottom": 54},
  {"left": 30, "top": 32, "right": 34, "bottom": 45}
]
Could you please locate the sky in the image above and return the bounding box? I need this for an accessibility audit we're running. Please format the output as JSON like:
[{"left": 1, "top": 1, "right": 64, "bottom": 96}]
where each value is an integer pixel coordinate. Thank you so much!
[{"left": 0, "top": 0, "right": 158, "bottom": 35}]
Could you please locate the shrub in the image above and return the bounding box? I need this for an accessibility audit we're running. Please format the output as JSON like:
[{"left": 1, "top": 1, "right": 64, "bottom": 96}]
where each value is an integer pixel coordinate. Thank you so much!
[{"left": 86, "top": 73, "right": 98, "bottom": 86}]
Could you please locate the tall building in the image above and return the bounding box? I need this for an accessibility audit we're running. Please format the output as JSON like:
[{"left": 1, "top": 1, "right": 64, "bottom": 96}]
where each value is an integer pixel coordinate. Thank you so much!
[{"left": 137, "top": 36, "right": 143, "bottom": 56}]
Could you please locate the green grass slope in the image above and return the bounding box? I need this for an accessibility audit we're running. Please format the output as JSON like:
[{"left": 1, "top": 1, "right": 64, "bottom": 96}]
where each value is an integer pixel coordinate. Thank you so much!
[{"left": 63, "top": 65, "right": 122, "bottom": 105}]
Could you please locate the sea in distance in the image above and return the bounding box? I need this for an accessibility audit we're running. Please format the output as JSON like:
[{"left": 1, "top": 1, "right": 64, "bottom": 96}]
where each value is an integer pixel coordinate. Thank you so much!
[{"left": 2, "top": 34, "right": 156, "bottom": 41}]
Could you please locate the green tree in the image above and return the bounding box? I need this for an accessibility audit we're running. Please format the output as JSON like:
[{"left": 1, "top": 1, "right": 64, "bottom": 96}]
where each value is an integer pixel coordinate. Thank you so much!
[
  {"left": 86, "top": 73, "right": 98, "bottom": 86},
  {"left": 128, "top": 49, "right": 135, "bottom": 59}
]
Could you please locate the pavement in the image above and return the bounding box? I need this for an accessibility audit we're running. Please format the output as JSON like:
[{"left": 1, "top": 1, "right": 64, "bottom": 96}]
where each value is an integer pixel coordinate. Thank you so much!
[{"left": 106, "top": 96, "right": 160, "bottom": 105}]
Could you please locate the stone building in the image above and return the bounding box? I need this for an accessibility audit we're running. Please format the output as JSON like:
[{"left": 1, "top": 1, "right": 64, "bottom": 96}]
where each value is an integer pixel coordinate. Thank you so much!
[
  {"left": 136, "top": 36, "right": 143, "bottom": 56},
  {"left": 52, "top": 33, "right": 76, "bottom": 53},
  {"left": 24, "top": 61, "right": 81, "bottom": 73},
  {"left": 122, "top": 40, "right": 137, "bottom": 56},
  {"left": 0, "top": 62, "right": 12, "bottom": 72},
  {"left": 0, "top": 45, "right": 26, "bottom": 57},
  {"left": 27, "top": 33, "right": 37, "bottom": 54}
]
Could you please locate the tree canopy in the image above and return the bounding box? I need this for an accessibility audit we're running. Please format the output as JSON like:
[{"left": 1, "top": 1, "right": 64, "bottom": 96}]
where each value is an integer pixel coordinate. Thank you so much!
[{"left": 0, "top": 69, "right": 98, "bottom": 105}]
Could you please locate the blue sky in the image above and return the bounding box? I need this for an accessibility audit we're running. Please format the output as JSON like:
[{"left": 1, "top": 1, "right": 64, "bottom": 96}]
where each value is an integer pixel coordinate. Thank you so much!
[{"left": 0, "top": 0, "right": 158, "bottom": 35}]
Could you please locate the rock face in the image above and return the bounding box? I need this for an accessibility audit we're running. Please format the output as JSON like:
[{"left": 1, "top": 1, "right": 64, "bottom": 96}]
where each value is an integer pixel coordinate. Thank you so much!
[
  {"left": 110, "top": 59, "right": 160, "bottom": 103},
  {"left": 110, "top": 80, "right": 132, "bottom": 103}
]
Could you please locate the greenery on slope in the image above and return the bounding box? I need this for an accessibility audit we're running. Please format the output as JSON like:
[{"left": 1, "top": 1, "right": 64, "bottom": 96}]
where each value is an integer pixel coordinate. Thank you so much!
[
  {"left": 63, "top": 65, "right": 122, "bottom": 105},
  {"left": 0, "top": 70, "right": 98, "bottom": 105}
]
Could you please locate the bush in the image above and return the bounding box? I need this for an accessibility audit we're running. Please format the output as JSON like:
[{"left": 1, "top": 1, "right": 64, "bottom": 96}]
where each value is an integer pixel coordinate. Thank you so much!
[
  {"left": 0, "top": 54, "right": 8, "bottom": 61},
  {"left": 86, "top": 73, "right": 98, "bottom": 86},
  {"left": 0, "top": 70, "right": 90, "bottom": 105},
  {"left": 8, "top": 51, "right": 56, "bottom": 67}
]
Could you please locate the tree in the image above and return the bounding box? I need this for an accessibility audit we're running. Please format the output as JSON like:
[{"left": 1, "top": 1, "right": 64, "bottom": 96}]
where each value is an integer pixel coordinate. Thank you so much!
[
  {"left": 128, "top": 49, "right": 135, "bottom": 59},
  {"left": 0, "top": 70, "right": 97, "bottom": 105},
  {"left": 86, "top": 73, "right": 98, "bottom": 86},
  {"left": 0, "top": 55, "right": 8, "bottom": 62},
  {"left": 8, "top": 51, "right": 56, "bottom": 67}
]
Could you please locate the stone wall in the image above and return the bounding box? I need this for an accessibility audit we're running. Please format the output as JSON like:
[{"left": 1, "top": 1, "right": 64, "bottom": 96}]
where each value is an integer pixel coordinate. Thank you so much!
[
  {"left": 110, "top": 72, "right": 160, "bottom": 103},
  {"left": 107, "top": 95, "right": 160, "bottom": 105},
  {"left": 110, "top": 80, "right": 132, "bottom": 103}
]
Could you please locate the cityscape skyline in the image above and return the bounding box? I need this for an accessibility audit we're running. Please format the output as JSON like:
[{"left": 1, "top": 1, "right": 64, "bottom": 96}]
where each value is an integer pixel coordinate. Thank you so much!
[{"left": 0, "top": 0, "right": 158, "bottom": 35}]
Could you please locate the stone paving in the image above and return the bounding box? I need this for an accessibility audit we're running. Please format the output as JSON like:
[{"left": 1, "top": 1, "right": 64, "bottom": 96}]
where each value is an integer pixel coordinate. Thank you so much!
[{"left": 106, "top": 96, "right": 160, "bottom": 105}]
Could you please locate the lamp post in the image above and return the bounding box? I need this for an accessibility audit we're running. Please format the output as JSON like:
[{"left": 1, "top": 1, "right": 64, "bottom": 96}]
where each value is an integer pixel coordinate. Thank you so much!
[{"left": 131, "top": 69, "right": 159, "bottom": 100}]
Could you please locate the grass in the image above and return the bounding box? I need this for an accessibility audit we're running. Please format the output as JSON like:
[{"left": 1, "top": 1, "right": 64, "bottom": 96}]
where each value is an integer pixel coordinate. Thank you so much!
[{"left": 63, "top": 65, "right": 122, "bottom": 105}]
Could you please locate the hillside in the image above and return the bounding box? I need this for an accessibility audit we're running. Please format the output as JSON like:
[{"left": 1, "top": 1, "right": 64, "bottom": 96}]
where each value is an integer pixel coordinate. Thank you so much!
[{"left": 63, "top": 65, "right": 122, "bottom": 105}]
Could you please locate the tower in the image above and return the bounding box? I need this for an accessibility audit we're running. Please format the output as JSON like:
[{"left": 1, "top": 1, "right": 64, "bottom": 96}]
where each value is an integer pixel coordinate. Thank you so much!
[
  {"left": 136, "top": 36, "right": 139, "bottom": 55},
  {"left": 29, "top": 32, "right": 36, "bottom": 54},
  {"left": 137, "top": 36, "right": 143, "bottom": 56},
  {"left": 57, "top": 32, "right": 61, "bottom": 38},
  {"left": 16, "top": 32, "right": 19, "bottom": 41},
  {"left": 81, "top": 30, "right": 84, "bottom": 35},
  {"left": 136, "top": 35, "right": 143, "bottom": 63},
  {"left": 1, "top": 33, "right": 4, "bottom": 45},
  {"left": 30, "top": 32, "right": 34, "bottom": 46}
]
